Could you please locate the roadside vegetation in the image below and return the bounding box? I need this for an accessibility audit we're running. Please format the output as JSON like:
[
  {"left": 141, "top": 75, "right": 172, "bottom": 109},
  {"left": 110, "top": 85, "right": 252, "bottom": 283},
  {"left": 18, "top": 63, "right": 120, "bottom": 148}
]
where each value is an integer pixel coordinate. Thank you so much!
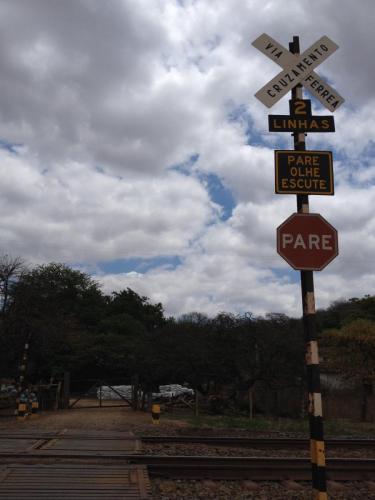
[
  {"left": 174, "top": 414, "right": 375, "bottom": 437},
  {"left": 1, "top": 253, "right": 374, "bottom": 422}
]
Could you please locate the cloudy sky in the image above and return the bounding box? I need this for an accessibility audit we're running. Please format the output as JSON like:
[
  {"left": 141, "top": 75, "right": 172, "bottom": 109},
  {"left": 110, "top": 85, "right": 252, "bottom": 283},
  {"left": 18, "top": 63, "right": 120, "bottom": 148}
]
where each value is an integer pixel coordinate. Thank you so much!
[{"left": 0, "top": 0, "right": 374, "bottom": 318}]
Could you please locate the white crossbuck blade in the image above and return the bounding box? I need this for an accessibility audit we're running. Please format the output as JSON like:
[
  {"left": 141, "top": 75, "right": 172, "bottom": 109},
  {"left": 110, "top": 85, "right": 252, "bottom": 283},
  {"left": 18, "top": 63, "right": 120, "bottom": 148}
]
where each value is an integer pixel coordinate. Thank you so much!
[{"left": 252, "top": 34, "right": 345, "bottom": 112}]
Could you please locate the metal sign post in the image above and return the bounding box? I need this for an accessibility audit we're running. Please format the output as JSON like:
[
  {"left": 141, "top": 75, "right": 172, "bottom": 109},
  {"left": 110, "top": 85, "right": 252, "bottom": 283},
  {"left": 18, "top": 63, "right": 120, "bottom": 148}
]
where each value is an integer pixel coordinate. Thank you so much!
[
  {"left": 290, "top": 37, "right": 328, "bottom": 498},
  {"left": 253, "top": 33, "right": 344, "bottom": 500}
]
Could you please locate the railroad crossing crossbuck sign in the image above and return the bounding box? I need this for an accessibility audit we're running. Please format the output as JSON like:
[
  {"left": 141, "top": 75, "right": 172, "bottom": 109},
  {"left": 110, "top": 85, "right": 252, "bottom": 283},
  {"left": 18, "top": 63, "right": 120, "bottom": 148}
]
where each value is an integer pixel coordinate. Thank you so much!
[{"left": 252, "top": 34, "right": 345, "bottom": 111}]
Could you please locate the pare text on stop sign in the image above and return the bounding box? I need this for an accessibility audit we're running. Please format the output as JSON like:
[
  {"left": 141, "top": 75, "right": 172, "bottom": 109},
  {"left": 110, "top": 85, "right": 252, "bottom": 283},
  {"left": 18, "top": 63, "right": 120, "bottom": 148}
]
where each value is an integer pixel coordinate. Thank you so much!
[
  {"left": 281, "top": 233, "right": 334, "bottom": 250},
  {"left": 276, "top": 213, "right": 338, "bottom": 271}
]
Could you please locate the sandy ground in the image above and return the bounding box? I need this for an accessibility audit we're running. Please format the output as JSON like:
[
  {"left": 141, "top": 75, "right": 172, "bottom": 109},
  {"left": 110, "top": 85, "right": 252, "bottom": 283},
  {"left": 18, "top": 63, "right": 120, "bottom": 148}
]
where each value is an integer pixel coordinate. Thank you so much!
[
  {"left": 0, "top": 402, "right": 188, "bottom": 435},
  {"left": 1, "top": 406, "right": 375, "bottom": 499}
]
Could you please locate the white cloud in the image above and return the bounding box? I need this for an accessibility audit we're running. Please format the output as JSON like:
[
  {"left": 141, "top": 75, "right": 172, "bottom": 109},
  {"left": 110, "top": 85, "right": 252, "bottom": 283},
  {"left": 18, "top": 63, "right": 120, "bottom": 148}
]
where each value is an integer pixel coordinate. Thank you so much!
[
  {"left": 1, "top": 0, "right": 375, "bottom": 317},
  {"left": 0, "top": 149, "right": 217, "bottom": 263},
  {"left": 98, "top": 253, "right": 302, "bottom": 318}
]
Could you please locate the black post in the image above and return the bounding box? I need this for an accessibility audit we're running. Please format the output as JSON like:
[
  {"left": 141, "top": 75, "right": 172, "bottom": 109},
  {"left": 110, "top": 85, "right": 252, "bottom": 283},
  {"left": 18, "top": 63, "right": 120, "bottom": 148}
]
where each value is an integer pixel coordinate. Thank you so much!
[
  {"left": 16, "top": 332, "right": 32, "bottom": 418},
  {"left": 63, "top": 372, "right": 70, "bottom": 409},
  {"left": 290, "top": 36, "right": 327, "bottom": 500}
]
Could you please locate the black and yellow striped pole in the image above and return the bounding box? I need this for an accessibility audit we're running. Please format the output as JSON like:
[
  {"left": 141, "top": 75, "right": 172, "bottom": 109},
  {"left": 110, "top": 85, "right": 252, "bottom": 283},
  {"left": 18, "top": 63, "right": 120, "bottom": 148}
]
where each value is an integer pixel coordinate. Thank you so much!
[
  {"left": 16, "top": 391, "right": 28, "bottom": 420},
  {"left": 303, "top": 272, "right": 327, "bottom": 499},
  {"left": 290, "top": 36, "right": 327, "bottom": 499},
  {"left": 16, "top": 334, "right": 31, "bottom": 418}
]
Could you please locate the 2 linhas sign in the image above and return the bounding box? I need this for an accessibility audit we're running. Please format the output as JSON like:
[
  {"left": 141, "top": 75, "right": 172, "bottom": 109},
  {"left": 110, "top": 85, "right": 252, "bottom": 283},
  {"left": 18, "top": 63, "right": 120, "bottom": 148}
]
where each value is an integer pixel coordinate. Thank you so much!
[{"left": 269, "top": 99, "right": 335, "bottom": 133}]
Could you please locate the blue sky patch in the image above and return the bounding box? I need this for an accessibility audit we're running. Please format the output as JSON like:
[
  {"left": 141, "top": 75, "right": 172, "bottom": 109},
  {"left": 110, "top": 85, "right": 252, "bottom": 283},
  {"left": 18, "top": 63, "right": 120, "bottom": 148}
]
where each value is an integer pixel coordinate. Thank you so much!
[
  {"left": 227, "top": 104, "right": 272, "bottom": 148},
  {"left": 170, "top": 153, "right": 199, "bottom": 175},
  {"left": 270, "top": 266, "right": 299, "bottom": 283},
  {"left": 171, "top": 155, "right": 236, "bottom": 221},
  {"left": 198, "top": 172, "right": 236, "bottom": 221},
  {"left": 97, "top": 255, "right": 182, "bottom": 275},
  {"left": 0, "top": 138, "right": 21, "bottom": 154}
]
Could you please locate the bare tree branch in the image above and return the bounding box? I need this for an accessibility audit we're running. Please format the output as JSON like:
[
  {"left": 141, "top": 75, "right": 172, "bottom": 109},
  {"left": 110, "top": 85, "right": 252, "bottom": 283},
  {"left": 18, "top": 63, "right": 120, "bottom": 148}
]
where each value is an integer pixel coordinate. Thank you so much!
[{"left": 0, "top": 253, "right": 26, "bottom": 315}]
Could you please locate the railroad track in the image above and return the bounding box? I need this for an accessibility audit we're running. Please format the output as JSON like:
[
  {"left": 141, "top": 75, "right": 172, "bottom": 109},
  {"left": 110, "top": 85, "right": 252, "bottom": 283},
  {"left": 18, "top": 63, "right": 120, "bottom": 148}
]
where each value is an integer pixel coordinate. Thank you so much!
[
  {"left": 141, "top": 435, "right": 375, "bottom": 449},
  {"left": 142, "top": 455, "right": 375, "bottom": 480},
  {"left": 1, "top": 433, "right": 375, "bottom": 482},
  {"left": 0, "top": 451, "right": 374, "bottom": 481},
  {"left": 3, "top": 432, "right": 373, "bottom": 449}
]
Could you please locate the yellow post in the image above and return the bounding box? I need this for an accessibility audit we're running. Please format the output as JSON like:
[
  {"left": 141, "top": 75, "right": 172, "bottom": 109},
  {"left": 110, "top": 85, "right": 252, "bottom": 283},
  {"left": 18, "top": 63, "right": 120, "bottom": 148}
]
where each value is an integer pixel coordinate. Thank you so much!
[
  {"left": 151, "top": 404, "right": 160, "bottom": 424},
  {"left": 27, "top": 391, "right": 39, "bottom": 417},
  {"left": 16, "top": 402, "right": 27, "bottom": 420},
  {"left": 17, "top": 390, "right": 29, "bottom": 420}
]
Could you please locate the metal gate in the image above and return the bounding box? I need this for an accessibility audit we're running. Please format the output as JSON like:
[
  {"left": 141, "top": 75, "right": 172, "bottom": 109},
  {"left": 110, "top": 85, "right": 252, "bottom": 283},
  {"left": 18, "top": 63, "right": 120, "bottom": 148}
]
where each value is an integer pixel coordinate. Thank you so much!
[{"left": 66, "top": 378, "right": 133, "bottom": 409}]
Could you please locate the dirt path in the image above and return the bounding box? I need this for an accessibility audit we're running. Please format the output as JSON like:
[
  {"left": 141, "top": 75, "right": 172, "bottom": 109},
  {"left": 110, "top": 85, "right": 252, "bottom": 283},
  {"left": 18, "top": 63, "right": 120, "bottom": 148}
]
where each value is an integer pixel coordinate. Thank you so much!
[{"left": 0, "top": 405, "right": 188, "bottom": 435}]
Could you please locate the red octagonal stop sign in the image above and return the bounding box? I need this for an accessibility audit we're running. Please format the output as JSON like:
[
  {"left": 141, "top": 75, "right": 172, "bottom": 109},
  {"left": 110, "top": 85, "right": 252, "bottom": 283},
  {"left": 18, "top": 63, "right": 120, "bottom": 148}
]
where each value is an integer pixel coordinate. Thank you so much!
[{"left": 277, "top": 213, "right": 338, "bottom": 271}]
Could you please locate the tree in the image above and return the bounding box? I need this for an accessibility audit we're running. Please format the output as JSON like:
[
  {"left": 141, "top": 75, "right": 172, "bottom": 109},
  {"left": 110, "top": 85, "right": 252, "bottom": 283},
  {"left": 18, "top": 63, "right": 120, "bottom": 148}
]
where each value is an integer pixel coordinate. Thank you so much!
[
  {"left": 156, "top": 312, "right": 305, "bottom": 417},
  {"left": 316, "top": 295, "right": 375, "bottom": 331},
  {"left": 9, "top": 262, "right": 105, "bottom": 325},
  {"left": 3, "top": 263, "right": 106, "bottom": 380},
  {"left": 0, "top": 253, "right": 26, "bottom": 315},
  {"left": 231, "top": 314, "right": 304, "bottom": 416},
  {"left": 107, "top": 288, "right": 165, "bottom": 331},
  {"left": 323, "top": 319, "right": 375, "bottom": 420},
  {"left": 92, "top": 289, "right": 167, "bottom": 388}
]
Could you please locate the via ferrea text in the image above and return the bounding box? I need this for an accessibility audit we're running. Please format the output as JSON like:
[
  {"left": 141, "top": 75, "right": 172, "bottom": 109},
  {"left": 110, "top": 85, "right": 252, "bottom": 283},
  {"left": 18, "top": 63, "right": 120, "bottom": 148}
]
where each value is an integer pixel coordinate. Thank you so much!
[{"left": 303, "top": 75, "right": 341, "bottom": 110}]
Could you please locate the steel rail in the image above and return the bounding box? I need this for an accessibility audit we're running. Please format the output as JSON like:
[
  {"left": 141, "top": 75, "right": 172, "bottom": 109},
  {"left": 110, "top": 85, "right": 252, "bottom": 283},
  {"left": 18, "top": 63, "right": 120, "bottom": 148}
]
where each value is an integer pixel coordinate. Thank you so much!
[
  {"left": 1, "top": 433, "right": 374, "bottom": 448},
  {"left": 141, "top": 456, "right": 375, "bottom": 480},
  {"left": 0, "top": 452, "right": 374, "bottom": 481},
  {"left": 141, "top": 436, "right": 375, "bottom": 449}
]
